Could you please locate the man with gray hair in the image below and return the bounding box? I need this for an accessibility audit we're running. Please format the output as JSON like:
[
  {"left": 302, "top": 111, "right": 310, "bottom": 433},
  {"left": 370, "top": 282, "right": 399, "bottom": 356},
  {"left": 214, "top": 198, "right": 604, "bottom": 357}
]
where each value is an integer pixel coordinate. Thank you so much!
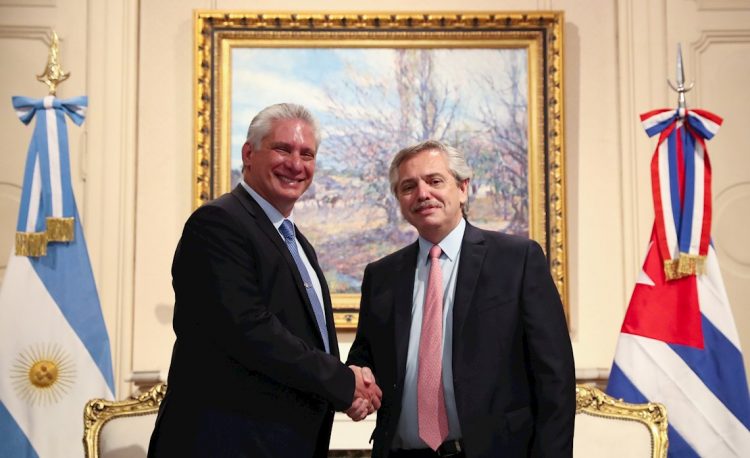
[
  {"left": 149, "top": 103, "right": 381, "bottom": 457},
  {"left": 347, "top": 140, "right": 575, "bottom": 457}
]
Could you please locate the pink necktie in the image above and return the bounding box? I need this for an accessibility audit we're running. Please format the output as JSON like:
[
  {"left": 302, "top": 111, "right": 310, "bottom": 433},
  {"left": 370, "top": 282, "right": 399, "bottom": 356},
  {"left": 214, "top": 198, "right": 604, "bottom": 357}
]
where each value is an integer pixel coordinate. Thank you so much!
[{"left": 418, "top": 245, "right": 449, "bottom": 451}]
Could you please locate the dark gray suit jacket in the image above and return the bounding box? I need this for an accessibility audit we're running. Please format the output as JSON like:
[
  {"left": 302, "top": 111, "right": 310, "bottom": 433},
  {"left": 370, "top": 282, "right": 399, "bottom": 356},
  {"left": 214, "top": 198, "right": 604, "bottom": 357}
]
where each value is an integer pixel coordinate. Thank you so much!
[
  {"left": 149, "top": 186, "right": 353, "bottom": 458},
  {"left": 347, "top": 222, "right": 575, "bottom": 458}
]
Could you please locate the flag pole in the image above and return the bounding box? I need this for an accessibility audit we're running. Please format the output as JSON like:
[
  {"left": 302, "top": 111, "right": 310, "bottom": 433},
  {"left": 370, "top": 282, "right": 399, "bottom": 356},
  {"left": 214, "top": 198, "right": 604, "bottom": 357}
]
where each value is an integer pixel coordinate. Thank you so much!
[
  {"left": 608, "top": 42, "right": 750, "bottom": 458},
  {"left": 14, "top": 30, "right": 78, "bottom": 257},
  {"left": 1, "top": 32, "right": 115, "bottom": 458}
]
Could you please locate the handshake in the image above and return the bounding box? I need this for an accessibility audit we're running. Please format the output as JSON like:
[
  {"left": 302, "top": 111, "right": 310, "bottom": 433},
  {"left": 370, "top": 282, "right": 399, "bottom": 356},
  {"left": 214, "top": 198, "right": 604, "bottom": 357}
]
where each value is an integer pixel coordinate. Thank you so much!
[{"left": 346, "top": 365, "right": 383, "bottom": 421}]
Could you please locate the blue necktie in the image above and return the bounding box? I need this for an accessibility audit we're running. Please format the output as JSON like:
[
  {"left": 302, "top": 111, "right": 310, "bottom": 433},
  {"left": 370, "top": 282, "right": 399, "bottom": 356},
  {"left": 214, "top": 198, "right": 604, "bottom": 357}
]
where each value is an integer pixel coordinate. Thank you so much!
[{"left": 279, "top": 219, "right": 330, "bottom": 353}]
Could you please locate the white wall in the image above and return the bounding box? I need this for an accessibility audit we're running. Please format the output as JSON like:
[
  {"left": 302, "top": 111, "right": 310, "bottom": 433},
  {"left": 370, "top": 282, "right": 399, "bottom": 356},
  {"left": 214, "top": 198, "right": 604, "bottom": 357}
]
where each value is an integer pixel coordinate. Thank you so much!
[{"left": 1, "top": 0, "right": 749, "bottom": 450}]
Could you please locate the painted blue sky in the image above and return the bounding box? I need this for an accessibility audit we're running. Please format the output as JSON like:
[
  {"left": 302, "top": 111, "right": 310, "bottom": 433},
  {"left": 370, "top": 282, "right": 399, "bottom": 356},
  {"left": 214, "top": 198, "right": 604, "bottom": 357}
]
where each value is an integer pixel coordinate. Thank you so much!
[{"left": 230, "top": 47, "right": 527, "bottom": 170}]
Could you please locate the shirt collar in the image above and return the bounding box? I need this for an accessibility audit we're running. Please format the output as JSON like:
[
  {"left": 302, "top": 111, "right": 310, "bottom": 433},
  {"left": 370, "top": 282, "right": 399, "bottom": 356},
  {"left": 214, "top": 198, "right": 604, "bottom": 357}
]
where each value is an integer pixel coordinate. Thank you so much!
[
  {"left": 239, "top": 180, "right": 293, "bottom": 230},
  {"left": 417, "top": 218, "right": 466, "bottom": 264}
]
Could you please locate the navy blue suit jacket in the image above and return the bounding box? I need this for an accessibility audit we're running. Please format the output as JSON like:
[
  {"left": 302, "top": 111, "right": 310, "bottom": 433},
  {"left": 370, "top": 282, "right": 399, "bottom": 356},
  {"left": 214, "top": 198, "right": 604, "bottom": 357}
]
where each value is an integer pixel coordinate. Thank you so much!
[
  {"left": 149, "top": 186, "right": 353, "bottom": 458},
  {"left": 347, "top": 222, "right": 575, "bottom": 458}
]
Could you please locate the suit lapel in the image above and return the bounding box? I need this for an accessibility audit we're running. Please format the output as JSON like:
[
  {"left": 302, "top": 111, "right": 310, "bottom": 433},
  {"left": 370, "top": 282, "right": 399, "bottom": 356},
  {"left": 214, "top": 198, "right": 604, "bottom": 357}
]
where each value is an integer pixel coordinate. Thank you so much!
[
  {"left": 453, "top": 223, "right": 487, "bottom": 343},
  {"left": 394, "top": 242, "right": 419, "bottom": 385},
  {"left": 231, "top": 186, "right": 288, "bottom": 254},
  {"left": 231, "top": 186, "right": 329, "bottom": 351}
]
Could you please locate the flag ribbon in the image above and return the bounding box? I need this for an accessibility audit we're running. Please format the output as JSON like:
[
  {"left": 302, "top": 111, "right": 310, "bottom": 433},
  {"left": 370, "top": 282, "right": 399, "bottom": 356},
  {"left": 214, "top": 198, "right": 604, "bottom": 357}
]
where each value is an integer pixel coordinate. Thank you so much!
[
  {"left": 640, "top": 107, "right": 722, "bottom": 280},
  {"left": 12, "top": 95, "right": 87, "bottom": 257}
]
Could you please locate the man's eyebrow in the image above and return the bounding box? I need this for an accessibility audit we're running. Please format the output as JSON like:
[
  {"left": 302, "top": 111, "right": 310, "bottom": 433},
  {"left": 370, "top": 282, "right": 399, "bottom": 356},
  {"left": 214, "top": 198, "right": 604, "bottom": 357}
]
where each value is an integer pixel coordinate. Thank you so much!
[
  {"left": 268, "top": 141, "right": 315, "bottom": 154},
  {"left": 269, "top": 141, "right": 292, "bottom": 149},
  {"left": 399, "top": 172, "right": 445, "bottom": 184}
]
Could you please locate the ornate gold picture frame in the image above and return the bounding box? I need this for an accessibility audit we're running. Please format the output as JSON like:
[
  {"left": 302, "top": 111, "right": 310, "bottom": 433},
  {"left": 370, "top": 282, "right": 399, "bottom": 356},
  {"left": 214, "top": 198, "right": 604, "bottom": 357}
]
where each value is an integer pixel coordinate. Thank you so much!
[{"left": 193, "top": 11, "right": 567, "bottom": 330}]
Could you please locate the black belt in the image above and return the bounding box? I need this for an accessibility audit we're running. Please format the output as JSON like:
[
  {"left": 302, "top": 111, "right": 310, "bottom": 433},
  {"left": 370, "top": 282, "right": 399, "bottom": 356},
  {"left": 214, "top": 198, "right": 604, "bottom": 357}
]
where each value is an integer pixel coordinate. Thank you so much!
[
  {"left": 437, "top": 439, "right": 464, "bottom": 457},
  {"left": 390, "top": 439, "right": 465, "bottom": 458}
]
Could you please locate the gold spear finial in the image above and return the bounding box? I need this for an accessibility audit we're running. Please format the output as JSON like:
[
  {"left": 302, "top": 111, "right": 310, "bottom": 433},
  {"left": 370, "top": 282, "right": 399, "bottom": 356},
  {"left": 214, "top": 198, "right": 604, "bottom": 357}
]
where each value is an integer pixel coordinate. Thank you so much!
[{"left": 36, "top": 31, "right": 70, "bottom": 95}]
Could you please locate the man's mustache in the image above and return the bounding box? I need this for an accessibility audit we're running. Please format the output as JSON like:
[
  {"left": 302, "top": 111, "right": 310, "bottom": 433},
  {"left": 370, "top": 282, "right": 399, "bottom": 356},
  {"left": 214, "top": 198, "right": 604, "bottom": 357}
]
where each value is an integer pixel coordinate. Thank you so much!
[{"left": 411, "top": 200, "right": 443, "bottom": 212}]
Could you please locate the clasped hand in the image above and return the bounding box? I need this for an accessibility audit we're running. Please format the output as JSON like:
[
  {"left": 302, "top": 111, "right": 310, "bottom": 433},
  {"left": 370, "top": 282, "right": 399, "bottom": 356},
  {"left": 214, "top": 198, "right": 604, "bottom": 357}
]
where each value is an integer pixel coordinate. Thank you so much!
[{"left": 346, "top": 365, "right": 382, "bottom": 421}]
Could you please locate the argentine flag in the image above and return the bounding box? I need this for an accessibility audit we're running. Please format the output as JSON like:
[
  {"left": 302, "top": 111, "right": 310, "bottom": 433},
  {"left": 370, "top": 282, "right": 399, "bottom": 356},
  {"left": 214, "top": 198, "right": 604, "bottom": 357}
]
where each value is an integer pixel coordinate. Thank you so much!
[
  {"left": 608, "top": 109, "right": 750, "bottom": 457},
  {"left": 0, "top": 96, "right": 114, "bottom": 457}
]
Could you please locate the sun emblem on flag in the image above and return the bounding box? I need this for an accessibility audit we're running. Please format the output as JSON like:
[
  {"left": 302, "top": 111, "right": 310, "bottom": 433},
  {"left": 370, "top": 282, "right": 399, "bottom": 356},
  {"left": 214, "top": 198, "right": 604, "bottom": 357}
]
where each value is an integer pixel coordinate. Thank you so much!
[{"left": 11, "top": 343, "right": 76, "bottom": 405}]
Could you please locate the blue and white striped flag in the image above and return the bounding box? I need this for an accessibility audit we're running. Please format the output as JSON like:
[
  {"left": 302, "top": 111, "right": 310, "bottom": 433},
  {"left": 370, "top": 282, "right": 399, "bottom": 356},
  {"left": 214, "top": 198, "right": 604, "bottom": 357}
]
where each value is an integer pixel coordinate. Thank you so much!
[
  {"left": 608, "top": 108, "right": 750, "bottom": 457},
  {"left": 0, "top": 95, "right": 114, "bottom": 457}
]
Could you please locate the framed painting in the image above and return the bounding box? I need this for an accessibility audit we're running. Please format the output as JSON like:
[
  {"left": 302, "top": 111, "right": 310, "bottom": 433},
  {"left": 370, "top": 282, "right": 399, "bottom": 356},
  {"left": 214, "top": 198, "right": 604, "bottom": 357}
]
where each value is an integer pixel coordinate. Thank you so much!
[{"left": 193, "top": 11, "right": 567, "bottom": 330}]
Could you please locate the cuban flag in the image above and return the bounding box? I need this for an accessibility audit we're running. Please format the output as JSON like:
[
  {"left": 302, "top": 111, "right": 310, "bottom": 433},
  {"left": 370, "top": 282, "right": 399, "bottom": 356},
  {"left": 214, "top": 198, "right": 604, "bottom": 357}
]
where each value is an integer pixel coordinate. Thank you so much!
[
  {"left": 0, "top": 96, "right": 114, "bottom": 457},
  {"left": 608, "top": 108, "right": 750, "bottom": 457}
]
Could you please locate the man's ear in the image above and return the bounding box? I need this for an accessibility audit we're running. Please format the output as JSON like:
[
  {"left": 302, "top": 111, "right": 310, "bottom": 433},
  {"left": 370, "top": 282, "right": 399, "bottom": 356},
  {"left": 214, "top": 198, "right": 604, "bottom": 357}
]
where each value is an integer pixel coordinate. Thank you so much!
[
  {"left": 241, "top": 141, "right": 253, "bottom": 168},
  {"left": 458, "top": 178, "right": 470, "bottom": 202}
]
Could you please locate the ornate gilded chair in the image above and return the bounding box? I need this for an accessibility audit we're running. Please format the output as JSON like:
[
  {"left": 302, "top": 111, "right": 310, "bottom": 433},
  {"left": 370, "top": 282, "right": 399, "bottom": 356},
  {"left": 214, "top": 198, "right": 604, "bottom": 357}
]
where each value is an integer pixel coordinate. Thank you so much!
[
  {"left": 574, "top": 384, "right": 668, "bottom": 458},
  {"left": 83, "top": 383, "right": 166, "bottom": 458}
]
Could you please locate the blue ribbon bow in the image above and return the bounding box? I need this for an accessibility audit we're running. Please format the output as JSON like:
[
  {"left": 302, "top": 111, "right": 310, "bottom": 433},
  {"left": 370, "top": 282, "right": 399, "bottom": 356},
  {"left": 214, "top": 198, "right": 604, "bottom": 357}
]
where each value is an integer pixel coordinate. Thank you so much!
[{"left": 12, "top": 95, "right": 87, "bottom": 237}]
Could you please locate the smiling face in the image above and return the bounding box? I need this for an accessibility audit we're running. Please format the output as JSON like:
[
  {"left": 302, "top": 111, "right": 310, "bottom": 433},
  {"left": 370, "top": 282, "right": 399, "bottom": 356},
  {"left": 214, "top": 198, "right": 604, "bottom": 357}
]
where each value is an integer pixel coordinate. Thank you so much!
[
  {"left": 242, "top": 118, "right": 316, "bottom": 216},
  {"left": 395, "top": 148, "right": 469, "bottom": 243}
]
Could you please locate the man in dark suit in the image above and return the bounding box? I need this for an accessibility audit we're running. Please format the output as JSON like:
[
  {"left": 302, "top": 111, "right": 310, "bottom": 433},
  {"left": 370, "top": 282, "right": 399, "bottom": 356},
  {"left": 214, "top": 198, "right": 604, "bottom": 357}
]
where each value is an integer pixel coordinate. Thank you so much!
[
  {"left": 347, "top": 140, "right": 575, "bottom": 457},
  {"left": 149, "top": 103, "right": 381, "bottom": 457}
]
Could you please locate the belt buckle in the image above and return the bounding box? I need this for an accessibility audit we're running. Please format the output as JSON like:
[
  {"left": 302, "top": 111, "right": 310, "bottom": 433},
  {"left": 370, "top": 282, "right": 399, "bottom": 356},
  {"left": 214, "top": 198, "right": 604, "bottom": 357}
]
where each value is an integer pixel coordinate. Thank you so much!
[{"left": 436, "top": 439, "right": 463, "bottom": 457}]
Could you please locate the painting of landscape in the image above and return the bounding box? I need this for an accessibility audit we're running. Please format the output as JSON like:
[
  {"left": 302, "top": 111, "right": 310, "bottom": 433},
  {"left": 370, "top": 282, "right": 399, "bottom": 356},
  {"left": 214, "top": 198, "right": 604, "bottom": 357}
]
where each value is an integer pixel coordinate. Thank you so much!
[{"left": 231, "top": 48, "right": 530, "bottom": 294}]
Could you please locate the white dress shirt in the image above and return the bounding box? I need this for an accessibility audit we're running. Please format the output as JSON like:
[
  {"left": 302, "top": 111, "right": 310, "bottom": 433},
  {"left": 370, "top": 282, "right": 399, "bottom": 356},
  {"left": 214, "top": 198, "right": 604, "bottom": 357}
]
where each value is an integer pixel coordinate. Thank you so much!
[{"left": 239, "top": 180, "right": 325, "bottom": 325}]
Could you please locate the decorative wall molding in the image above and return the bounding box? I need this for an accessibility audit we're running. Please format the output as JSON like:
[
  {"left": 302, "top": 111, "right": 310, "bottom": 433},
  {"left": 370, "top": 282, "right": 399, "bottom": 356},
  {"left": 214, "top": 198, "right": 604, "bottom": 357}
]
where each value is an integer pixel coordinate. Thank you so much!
[
  {"left": 714, "top": 183, "right": 750, "bottom": 272},
  {"left": 616, "top": 0, "right": 668, "bottom": 304},
  {"left": 84, "top": 0, "right": 140, "bottom": 398},
  {"left": 697, "top": 0, "right": 750, "bottom": 11},
  {"left": 0, "top": 25, "right": 53, "bottom": 41},
  {"left": 616, "top": 0, "right": 642, "bottom": 296},
  {"left": 693, "top": 28, "right": 750, "bottom": 51},
  {"left": 575, "top": 367, "right": 611, "bottom": 390},
  {"left": 0, "top": 0, "right": 55, "bottom": 7},
  {"left": 691, "top": 29, "right": 750, "bottom": 106},
  {"left": 126, "top": 370, "right": 167, "bottom": 393}
]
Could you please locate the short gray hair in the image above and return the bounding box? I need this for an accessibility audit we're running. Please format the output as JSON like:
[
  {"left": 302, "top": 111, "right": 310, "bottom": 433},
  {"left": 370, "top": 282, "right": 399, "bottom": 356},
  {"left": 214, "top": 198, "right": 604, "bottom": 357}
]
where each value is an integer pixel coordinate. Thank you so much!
[
  {"left": 389, "top": 140, "right": 473, "bottom": 216},
  {"left": 245, "top": 103, "right": 321, "bottom": 150}
]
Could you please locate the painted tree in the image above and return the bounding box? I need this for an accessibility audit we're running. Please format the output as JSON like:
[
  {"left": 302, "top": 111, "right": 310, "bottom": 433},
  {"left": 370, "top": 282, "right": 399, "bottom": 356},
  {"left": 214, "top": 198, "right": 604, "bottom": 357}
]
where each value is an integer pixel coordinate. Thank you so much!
[
  {"left": 473, "top": 50, "right": 529, "bottom": 234},
  {"left": 320, "top": 49, "right": 460, "bottom": 239},
  {"left": 318, "top": 48, "right": 529, "bottom": 237}
]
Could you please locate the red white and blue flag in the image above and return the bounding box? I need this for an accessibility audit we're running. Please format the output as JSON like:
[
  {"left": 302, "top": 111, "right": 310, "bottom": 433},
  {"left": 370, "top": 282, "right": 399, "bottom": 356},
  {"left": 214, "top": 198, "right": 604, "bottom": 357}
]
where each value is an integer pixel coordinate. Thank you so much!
[{"left": 607, "top": 108, "right": 750, "bottom": 456}]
